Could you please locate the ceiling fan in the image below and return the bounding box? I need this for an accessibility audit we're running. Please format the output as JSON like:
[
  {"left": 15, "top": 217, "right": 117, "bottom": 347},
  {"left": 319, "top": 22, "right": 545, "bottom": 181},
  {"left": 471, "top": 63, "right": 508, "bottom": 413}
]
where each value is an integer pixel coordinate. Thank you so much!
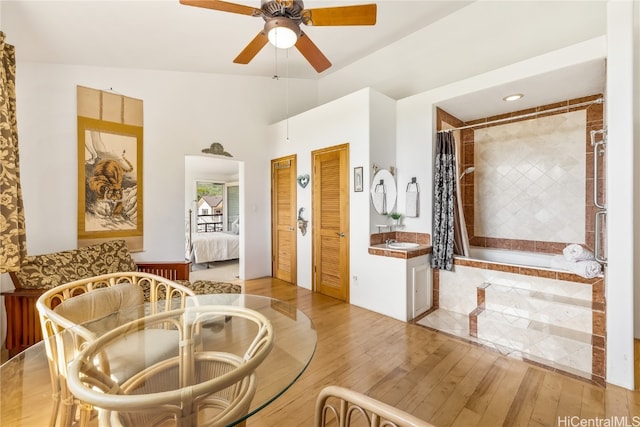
[{"left": 179, "top": 0, "right": 377, "bottom": 73}]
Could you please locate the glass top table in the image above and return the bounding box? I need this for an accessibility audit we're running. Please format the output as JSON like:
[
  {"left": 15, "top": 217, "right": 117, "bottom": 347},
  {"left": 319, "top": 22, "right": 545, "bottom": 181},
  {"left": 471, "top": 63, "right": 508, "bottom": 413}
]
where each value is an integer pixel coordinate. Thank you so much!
[{"left": 1, "top": 293, "right": 317, "bottom": 426}]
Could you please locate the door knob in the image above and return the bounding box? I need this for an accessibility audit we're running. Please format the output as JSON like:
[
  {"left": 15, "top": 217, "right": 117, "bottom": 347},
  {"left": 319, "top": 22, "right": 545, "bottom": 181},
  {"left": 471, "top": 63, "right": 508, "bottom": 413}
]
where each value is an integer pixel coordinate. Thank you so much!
[{"left": 337, "top": 232, "right": 345, "bottom": 237}]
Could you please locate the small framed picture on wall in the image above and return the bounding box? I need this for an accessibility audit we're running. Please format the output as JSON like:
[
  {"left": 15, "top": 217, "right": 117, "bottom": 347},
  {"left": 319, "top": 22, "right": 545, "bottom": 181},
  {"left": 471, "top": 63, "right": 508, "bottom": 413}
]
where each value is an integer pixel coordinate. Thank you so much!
[{"left": 354, "top": 166, "right": 363, "bottom": 192}]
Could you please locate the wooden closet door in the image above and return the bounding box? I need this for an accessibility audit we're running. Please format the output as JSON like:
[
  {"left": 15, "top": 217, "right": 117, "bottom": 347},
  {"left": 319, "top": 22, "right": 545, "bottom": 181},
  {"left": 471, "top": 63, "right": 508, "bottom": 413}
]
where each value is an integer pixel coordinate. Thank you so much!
[
  {"left": 312, "top": 144, "right": 349, "bottom": 302},
  {"left": 271, "top": 155, "right": 297, "bottom": 283}
]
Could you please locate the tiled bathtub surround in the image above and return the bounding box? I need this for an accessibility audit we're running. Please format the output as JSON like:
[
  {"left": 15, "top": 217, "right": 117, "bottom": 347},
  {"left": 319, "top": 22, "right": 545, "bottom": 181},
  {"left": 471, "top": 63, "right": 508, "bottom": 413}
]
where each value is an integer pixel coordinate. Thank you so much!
[
  {"left": 430, "top": 98, "right": 606, "bottom": 384},
  {"left": 473, "top": 110, "right": 586, "bottom": 243},
  {"left": 418, "top": 256, "right": 605, "bottom": 385},
  {"left": 440, "top": 94, "right": 605, "bottom": 254}
]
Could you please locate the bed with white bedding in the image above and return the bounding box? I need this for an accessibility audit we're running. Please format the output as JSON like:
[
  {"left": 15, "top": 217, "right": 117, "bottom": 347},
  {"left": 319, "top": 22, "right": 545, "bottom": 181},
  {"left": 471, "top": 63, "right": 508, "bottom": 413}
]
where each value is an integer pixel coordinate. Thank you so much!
[
  {"left": 189, "top": 231, "right": 239, "bottom": 264},
  {"left": 185, "top": 211, "right": 240, "bottom": 264}
]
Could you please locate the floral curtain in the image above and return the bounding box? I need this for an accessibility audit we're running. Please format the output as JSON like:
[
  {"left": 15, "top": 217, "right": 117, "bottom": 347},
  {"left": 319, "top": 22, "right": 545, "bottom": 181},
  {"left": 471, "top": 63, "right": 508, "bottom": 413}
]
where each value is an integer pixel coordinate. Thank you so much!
[
  {"left": 0, "top": 32, "right": 27, "bottom": 273},
  {"left": 431, "top": 131, "right": 457, "bottom": 270}
]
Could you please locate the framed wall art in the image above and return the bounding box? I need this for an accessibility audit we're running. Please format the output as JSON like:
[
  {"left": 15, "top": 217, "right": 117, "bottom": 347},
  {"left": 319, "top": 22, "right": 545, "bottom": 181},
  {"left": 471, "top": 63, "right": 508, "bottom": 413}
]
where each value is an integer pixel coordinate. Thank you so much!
[
  {"left": 77, "top": 86, "right": 144, "bottom": 250},
  {"left": 354, "top": 166, "right": 363, "bottom": 192}
]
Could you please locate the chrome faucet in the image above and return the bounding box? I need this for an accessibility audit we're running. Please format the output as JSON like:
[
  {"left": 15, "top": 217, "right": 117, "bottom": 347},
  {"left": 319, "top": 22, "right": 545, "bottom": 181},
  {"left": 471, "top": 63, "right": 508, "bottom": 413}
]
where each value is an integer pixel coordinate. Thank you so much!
[{"left": 385, "top": 239, "right": 396, "bottom": 246}]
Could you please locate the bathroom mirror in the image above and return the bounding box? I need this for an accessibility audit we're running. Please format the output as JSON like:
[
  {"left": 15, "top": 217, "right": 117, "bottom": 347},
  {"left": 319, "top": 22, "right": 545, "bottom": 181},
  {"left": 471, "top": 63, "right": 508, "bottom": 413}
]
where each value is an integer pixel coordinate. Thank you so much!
[{"left": 370, "top": 169, "right": 397, "bottom": 215}]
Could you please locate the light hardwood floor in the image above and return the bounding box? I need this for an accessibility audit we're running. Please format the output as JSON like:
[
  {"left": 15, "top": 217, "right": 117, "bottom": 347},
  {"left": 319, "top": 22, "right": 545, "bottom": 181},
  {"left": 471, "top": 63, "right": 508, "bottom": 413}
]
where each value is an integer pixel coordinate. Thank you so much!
[
  {"left": 243, "top": 277, "right": 640, "bottom": 427},
  {"left": 1, "top": 277, "right": 638, "bottom": 426}
]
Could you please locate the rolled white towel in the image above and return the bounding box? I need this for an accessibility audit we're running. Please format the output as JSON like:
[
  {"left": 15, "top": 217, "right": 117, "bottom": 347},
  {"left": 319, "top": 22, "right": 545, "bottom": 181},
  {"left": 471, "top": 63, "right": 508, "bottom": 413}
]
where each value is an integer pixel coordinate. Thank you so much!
[
  {"left": 563, "top": 244, "right": 595, "bottom": 261},
  {"left": 550, "top": 255, "right": 602, "bottom": 279},
  {"left": 571, "top": 260, "right": 603, "bottom": 278}
]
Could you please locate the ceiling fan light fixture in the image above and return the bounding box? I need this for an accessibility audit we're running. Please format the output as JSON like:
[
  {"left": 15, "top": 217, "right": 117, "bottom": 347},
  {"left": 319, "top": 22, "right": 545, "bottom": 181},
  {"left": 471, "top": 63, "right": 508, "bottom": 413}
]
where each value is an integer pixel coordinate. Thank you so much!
[{"left": 265, "top": 18, "right": 299, "bottom": 49}]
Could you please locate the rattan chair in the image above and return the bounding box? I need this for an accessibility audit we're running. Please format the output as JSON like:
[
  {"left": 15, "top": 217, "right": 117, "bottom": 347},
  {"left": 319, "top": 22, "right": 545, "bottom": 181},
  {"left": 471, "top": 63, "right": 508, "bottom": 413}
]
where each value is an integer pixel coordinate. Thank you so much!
[
  {"left": 36, "top": 272, "right": 197, "bottom": 427},
  {"left": 314, "top": 385, "right": 434, "bottom": 427},
  {"left": 67, "top": 305, "right": 274, "bottom": 427}
]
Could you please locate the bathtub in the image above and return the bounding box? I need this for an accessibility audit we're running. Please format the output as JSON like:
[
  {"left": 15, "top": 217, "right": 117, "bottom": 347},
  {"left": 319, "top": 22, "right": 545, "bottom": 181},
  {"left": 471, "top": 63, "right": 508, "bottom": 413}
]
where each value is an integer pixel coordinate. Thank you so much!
[
  {"left": 465, "top": 246, "right": 556, "bottom": 269},
  {"left": 431, "top": 245, "right": 605, "bottom": 383}
]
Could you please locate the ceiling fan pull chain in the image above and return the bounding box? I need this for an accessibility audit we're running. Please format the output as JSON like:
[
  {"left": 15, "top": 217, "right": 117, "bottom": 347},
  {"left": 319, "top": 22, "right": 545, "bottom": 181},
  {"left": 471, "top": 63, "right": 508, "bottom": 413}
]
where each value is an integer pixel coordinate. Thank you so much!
[
  {"left": 285, "top": 48, "right": 290, "bottom": 142},
  {"left": 273, "top": 45, "right": 280, "bottom": 80}
]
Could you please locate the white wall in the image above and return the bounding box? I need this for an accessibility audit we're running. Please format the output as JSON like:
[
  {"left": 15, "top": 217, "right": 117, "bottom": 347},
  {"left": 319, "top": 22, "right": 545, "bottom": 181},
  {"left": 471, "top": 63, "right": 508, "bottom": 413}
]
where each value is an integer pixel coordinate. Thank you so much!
[
  {"left": 634, "top": 0, "right": 640, "bottom": 342},
  {"left": 395, "top": 93, "right": 434, "bottom": 235},
  {"left": 368, "top": 91, "right": 397, "bottom": 232},
  {"left": 359, "top": 92, "right": 414, "bottom": 320},
  {"left": 266, "top": 88, "right": 419, "bottom": 321},
  {"left": 605, "top": 0, "right": 636, "bottom": 390},
  {"left": 266, "top": 88, "right": 375, "bottom": 291},
  {"left": 5, "top": 62, "right": 318, "bottom": 285},
  {"left": 318, "top": 1, "right": 606, "bottom": 104}
]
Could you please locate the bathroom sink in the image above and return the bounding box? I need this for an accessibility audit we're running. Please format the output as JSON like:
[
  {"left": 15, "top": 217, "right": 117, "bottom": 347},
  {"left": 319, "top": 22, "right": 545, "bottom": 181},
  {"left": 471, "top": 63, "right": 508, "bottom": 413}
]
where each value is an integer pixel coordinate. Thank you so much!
[{"left": 387, "top": 242, "right": 420, "bottom": 249}]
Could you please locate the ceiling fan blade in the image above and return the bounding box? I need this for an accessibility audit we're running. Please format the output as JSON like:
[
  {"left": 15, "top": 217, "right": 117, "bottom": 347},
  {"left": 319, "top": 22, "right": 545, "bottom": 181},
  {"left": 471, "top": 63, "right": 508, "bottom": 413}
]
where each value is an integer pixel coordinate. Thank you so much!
[
  {"left": 179, "top": 0, "right": 259, "bottom": 16},
  {"left": 295, "top": 32, "right": 331, "bottom": 73},
  {"left": 302, "top": 4, "right": 377, "bottom": 26},
  {"left": 233, "top": 31, "right": 269, "bottom": 64}
]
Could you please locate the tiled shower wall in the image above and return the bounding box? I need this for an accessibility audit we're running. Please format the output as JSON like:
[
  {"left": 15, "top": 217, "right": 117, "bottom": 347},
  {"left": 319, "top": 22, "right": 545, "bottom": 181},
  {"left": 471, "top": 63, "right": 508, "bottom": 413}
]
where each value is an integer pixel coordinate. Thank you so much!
[
  {"left": 438, "top": 94, "right": 605, "bottom": 254},
  {"left": 473, "top": 110, "right": 586, "bottom": 243}
]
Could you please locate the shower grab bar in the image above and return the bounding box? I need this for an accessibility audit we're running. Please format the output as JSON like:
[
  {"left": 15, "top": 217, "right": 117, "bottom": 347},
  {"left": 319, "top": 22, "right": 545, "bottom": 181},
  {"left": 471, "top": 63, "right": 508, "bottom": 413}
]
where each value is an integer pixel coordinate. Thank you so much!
[
  {"left": 591, "top": 129, "right": 607, "bottom": 209},
  {"left": 595, "top": 209, "right": 607, "bottom": 265}
]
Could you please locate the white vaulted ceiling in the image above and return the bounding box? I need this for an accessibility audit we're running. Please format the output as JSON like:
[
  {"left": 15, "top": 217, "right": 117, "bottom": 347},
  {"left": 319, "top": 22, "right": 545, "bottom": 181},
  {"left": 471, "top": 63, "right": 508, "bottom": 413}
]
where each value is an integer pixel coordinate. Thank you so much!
[
  {"left": 2, "top": 0, "right": 471, "bottom": 80},
  {"left": 2, "top": 1, "right": 607, "bottom": 119}
]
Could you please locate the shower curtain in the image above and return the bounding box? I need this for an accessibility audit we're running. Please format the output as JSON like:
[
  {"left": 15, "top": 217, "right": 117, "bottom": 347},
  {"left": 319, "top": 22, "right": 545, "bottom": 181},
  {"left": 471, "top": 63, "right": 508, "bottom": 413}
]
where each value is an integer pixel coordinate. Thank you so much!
[{"left": 432, "top": 131, "right": 469, "bottom": 270}]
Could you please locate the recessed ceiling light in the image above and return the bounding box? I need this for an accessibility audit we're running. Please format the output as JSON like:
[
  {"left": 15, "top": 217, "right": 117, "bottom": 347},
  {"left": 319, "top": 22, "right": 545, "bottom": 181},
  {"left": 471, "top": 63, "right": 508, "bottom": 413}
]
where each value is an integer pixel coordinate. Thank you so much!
[{"left": 503, "top": 93, "right": 524, "bottom": 102}]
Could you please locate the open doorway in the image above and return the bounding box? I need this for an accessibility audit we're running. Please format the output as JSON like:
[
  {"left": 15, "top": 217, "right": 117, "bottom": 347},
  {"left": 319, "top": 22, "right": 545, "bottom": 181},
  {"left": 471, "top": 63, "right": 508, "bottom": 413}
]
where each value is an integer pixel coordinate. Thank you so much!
[{"left": 184, "top": 155, "right": 241, "bottom": 282}]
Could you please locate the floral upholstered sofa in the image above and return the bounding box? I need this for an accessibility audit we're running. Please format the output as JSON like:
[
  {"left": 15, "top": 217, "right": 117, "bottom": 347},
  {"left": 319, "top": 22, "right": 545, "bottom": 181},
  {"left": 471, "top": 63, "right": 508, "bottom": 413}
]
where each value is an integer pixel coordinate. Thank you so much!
[{"left": 3, "top": 239, "right": 240, "bottom": 357}]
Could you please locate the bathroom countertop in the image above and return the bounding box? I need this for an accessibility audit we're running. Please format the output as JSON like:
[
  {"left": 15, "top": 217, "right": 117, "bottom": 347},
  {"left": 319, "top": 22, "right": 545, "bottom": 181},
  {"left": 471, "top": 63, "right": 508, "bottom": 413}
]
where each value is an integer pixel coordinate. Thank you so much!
[{"left": 368, "top": 243, "right": 432, "bottom": 259}]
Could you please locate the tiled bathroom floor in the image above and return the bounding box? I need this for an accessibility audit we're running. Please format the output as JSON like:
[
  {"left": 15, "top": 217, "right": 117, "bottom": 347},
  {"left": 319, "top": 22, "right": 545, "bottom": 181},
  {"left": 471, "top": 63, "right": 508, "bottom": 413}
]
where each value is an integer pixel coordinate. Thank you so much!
[
  {"left": 416, "top": 308, "right": 592, "bottom": 379},
  {"left": 415, "top": 309, "right": 514, "bottom": 355}
]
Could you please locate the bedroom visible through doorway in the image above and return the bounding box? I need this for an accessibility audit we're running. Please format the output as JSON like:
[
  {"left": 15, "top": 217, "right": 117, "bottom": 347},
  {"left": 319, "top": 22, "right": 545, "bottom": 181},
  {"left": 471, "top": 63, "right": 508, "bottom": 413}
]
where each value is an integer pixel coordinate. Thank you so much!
[{"left": 184, "top": 155, "right": 242, "bottom": 282}]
